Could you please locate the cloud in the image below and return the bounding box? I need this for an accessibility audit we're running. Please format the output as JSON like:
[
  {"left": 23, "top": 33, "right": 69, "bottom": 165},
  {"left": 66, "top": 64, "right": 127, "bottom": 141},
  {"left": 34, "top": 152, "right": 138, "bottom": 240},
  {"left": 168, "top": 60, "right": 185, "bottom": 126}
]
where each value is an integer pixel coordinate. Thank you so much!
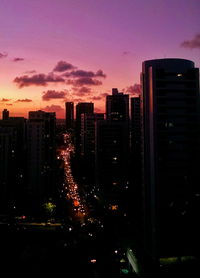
[
  {"left": 122, "top": 51, "right": 130, "bottom": 55},
  {"left": 14, "top": 73, "right": 65, "bottom": 88},
  {"left": 67, "top": 77, "right": 102, "bottom": 87},
  {"left": 64, "top": 69, "right": 106, "bottom": 78},
  {"left": 0, "top": 52, "right": 8, "bottom": 59},
  {"left": 6, "top": 103, "right": 13, "bottom": 106},
  {"left": 16, "top": 98, "right": 32, "bottom": 102},
  {"left": 42, "top": 90, "right": 67, "bottom": 101},
  {"left": 13, "top": 57, "right": 24, "bottom": 62},
  {"left": 181, "top": 33, "right": 200, "bottom": 49},
  {"left": 42, "top": 105, "right": 64, "bottom": 113},
  {"left": 89, "top": 96, "right": 102, "bottom": 101},
  {"left": 1, "top": 98, "right": 11, "bottom": 102},
  {"left": 123, "top": 84, "right": 142, "bottom": 96},
  {"left": 101, "top": 92, "right": 109, "bottom": 97},
  {"left": 72, "top": 86, "right": 92, "bottom": 96},
  {"left": 24, "top": 70, "right": 37, "bottom": 74},
  {"left": 53, "top": 60, "right": 76, "bottom": 72}
]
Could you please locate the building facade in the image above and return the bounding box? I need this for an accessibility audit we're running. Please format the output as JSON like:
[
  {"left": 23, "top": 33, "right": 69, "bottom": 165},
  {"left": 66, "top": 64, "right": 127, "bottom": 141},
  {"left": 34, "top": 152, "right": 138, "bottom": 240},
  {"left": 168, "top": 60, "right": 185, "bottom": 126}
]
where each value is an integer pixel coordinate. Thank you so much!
[{"left": 141, "top": 58, "right": 200, "bottom": 263}]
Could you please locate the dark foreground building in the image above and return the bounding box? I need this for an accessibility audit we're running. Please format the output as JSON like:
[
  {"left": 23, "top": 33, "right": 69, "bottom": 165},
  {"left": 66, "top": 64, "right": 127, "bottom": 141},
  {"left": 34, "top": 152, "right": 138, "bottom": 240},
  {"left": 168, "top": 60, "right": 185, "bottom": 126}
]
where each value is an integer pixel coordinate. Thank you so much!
[{"left": 140, "top": 58, "right": 200, "bottom": 269}]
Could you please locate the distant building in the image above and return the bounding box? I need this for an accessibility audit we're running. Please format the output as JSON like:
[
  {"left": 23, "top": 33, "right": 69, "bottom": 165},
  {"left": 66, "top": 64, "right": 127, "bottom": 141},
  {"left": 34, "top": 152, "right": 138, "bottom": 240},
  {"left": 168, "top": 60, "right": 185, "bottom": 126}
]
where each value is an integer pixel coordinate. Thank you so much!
[
  {"left": 106, "top": 88, "right": 129, "bottom": 122},
  {"left": 65, "top": 102, "right": 74, "bottom": 130},
  {"left": 0, "top": 117, "right": 26, "bottom": 212},
  {"left": 2, "top": 109, "right": 9, "bottom": 120},
  {"left": 75, "top": 102, "right": 94, "bottom": 157},
  {"left": 95, "top": 89, "right": 130, "bottom": 211},
  {"left": 141, "top": 58, "right": 200, "bottom": 264},
  {"left": 80, "top": 113, "right": 104, "bottom": 185},
  {"left": 27, "top": 110, "right": 56, "bottom": 204},
  {"left": 96, "top": 119, "right": 129, "bottom": 210},
  {"left": 81, "top": 113, "right": 105, "bottom": 157}
]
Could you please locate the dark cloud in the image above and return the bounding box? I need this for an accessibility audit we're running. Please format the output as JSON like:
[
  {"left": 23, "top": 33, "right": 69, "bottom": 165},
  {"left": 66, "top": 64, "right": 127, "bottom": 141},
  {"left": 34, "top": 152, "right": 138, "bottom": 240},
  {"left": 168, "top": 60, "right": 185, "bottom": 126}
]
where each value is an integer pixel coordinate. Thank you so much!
[
  {"left": 90, "top": 96, "right": 102, "bottom": 101},
  {"left": 6, "top": 103, "right": 13, "bottom": 106},
  {"left": 1, "top": 98, "right": 11, "bottom": 102},
  {"left": 16, "top": 98, "right": 32, "bottom": 102},
  {"left": 14, "top": 73, "right": 65, "bottom": 88},
  {"left": 67, "top": 77, "right": 102, "bottom": 87},
  {"left": 13, "top": 57, "right": 24, "bottom": 62},
  {"left": 0, "top": 52, "right": 8, "bottom": 59},
  {"left": 122, "top": 51, "right": 130, "bottom": 55},
  {"left": 42, "top": 105, "right": 64, "bottom": 113},
  {"left": 24, "top": 70, "right": 37, "bottom": 74},
  {"left": 64, "top": 69, "right": 106, "bottom": 78},
  {"left": 42, "top": 90, "right": 67, "bottom": 101},
  {"left": 53, "top": 61, "right": 76, "bottom": 72},
  {"left": 72, "top": 86, "right": 92, "bottom": 96},
  {"left": 123, "top": 84, "right": 141, "bottom": 96},
  {"left": 181, "top": 34, "right": 200, "bottom": 49}
]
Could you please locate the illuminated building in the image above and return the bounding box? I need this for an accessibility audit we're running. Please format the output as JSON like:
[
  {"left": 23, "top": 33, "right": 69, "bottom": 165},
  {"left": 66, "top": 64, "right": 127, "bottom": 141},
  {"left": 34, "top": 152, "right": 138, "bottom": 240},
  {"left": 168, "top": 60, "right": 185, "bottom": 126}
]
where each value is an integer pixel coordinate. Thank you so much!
[{"left": 141, "top": 58, "right": 200, "bottom": 265}]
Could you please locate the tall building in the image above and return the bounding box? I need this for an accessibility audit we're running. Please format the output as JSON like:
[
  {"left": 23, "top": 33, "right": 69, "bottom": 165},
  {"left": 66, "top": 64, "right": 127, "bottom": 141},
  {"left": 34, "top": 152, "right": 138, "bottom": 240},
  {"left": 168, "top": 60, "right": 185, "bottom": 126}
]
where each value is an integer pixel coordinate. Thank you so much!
[
  {"left": 75, "top": 102, "right": 94, "bottom": 157},
  {"left": 95, "top": 89, "right": 130, "bottom": 211},
  {"left": 65, "top": 102, "right": 74, "bottom": 130},
  {"left": 2, "top": 109, "right": 9, "bottom": 120},
  {"left": 106, "top": 88, "right": 129, "bottom": 121},
  {"left": 81, "top": 113, "right": 105, "bottom": 157},
  {"left": 0, "top": 117, "right": 27, "bottom": 212},
  {"left": 141, "top": 58, "right": 200, "bottom": 265},
  {"left": 80, "top": 113, "right": 104, "bottom": 185},
  {"left": 27, "top": 110, "right": 56, "bottom": 205}
]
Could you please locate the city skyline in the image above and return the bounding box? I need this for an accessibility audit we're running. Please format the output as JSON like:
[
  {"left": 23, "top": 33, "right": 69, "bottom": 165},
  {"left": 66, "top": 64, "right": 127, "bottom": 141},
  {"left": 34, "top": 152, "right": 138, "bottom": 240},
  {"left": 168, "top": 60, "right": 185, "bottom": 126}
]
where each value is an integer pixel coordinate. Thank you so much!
[{"left": 0, "top": 0, "right": 200, "bottom": 118}]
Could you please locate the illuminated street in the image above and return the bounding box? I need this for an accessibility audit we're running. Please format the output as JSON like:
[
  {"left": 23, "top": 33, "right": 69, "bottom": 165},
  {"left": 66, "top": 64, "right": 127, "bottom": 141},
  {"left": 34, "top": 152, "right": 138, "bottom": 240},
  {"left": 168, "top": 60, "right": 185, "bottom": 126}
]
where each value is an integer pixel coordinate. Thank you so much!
[{"left": 59, "top": 133, "right": 87, "bottom": 221}]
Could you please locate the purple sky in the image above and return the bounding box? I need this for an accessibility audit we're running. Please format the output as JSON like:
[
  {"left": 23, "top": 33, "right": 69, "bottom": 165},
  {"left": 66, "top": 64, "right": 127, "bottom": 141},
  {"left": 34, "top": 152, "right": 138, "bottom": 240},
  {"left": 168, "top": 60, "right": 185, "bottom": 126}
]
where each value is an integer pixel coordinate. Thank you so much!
[{"left": 0, "top": 0, "right": 199, "bottom": 118}]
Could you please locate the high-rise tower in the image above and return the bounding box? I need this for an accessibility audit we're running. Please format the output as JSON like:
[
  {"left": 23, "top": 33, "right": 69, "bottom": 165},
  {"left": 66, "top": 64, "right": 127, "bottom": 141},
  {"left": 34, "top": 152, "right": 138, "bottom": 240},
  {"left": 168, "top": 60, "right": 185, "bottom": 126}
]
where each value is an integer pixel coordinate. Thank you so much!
[
  {"left": 27, "top": 110, "right": 56, "bottom": 205},
  {"left": 106, "top": 88, "right": 129, "bottom": 122},
  {"left": 141, "top": 58, "right": 200, "bottom": 264},
  {"left": 65, "top": 102, "right": 74, "bottom": 130}
]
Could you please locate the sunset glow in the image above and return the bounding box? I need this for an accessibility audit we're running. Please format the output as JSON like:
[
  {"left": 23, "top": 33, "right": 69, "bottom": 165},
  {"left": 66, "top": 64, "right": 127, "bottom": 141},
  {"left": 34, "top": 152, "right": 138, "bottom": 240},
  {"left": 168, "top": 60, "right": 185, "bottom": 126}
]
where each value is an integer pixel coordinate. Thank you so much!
[{"left": 0, "top": 0, "right": 199, "bottom": 118}]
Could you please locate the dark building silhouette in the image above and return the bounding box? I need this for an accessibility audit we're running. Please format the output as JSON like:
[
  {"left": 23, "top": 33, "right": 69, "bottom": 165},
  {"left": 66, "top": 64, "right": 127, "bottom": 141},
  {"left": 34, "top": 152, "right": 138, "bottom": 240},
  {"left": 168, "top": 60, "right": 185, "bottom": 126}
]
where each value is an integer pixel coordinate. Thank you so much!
[
  {"left": 96, "top": 120, "right": 129, "bottom": 211},
  {"left": 141, "top": 58, "right": 200, "bottom": 265},
  {"left": 95, "top": 89, "right": 130, "bottom": 212},
  {"left": 27, "top": 110, "right": 56, "bottom": 206},
  {"left": 0, "top": 116, "right": 27, "bottom": 212},
  {"left": 106, "top": 88, "right": 129, "bottom": 122},
  {"left": 65, "top": 102, "right": 74, "bottom": 130},
  {"left": 75, "top": 102, "right": 94, "bottom": 157},
  {"left": 80, "top": 113, "right": 104, "bottom": 185},
  {"left": 2, "top": 109, "right": 9, "bottom": 120}
]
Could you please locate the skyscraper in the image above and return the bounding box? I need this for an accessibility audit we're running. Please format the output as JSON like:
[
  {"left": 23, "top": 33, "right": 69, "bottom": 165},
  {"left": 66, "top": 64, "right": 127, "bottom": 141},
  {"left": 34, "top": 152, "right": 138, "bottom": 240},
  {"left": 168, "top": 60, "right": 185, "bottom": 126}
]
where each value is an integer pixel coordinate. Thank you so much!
[
  {"left": 95, "top": 89, "right": 130, "bottom": 211},
  {"left": 106, "top": 88, "right": 129, "bottom": 122},
  {"left": 2, "top": 109, "right": 9, "bottom": 120},
  {"left": 27, "top": 110, "right": 56, "bottom": 206},
  {"left": 75, "top": 102, "right": 94, "bottom": 157},
  {"left": 141, "top": 58, "right": 200, "bottom": 265},
  {"left": 65, "top": 102, "right": 74, "bottom": 130},
  {"left": 80, "top": 113, "right": 104, "bottom": 185},
  {"left": 0, "top": 117, "right": 27, "bottom": 212}
]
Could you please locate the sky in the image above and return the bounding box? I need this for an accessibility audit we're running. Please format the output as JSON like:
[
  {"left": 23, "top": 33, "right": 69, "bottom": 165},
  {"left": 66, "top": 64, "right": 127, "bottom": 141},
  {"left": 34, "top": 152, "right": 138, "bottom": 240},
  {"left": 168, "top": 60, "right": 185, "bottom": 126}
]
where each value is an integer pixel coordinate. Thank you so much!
[{"left": 0, "top": 0, "right": 199, "bottom": 118}]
